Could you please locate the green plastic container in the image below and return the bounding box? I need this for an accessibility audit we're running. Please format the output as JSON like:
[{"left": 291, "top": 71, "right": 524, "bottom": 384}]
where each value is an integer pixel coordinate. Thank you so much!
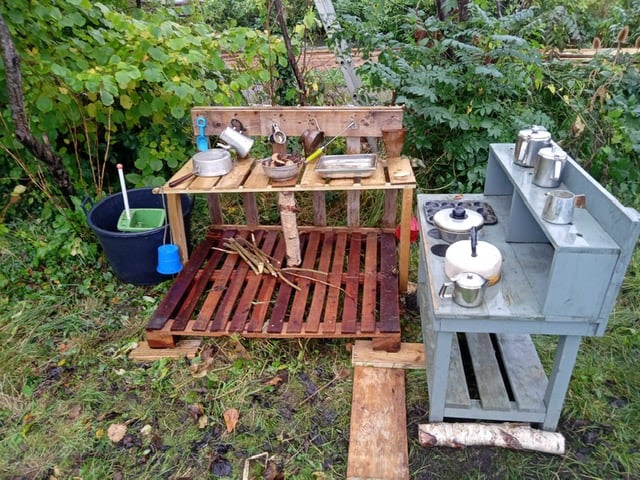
[{"left": 117, "top": 208, "right": 166, "bottom": 232}]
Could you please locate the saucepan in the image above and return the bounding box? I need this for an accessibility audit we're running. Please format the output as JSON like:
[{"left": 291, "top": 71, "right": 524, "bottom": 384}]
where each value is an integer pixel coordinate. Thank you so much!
[
  {"left": 301, "top": 118, "right": 325, "bottom": 156},
  {"left": 169, "top": 149, "right": 232, "bottom": 187},
  {"left": 432, "top": 205, "right": 484, "bottom": 243}
]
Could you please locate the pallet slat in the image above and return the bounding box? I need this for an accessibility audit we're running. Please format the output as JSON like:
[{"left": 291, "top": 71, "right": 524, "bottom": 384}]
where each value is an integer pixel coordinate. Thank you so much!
[
  {"left": 305, "top": 232, "right": 334, "bottom": 333},
  {"left": 342, "top": 233, "right": 362, "bottom": 334},
  {"left": 466, "top": 333, "right": 511, "bottom": 411}
]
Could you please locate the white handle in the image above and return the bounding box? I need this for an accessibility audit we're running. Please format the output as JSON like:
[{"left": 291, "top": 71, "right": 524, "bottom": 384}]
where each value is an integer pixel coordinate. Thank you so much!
[{"left": 116, "top": 164, "right": 130, "bottom": 220}]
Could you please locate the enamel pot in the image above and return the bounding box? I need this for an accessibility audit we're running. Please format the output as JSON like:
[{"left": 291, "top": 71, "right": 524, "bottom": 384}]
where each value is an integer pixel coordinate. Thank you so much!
[{"left": 444, "top": 227, "right": 502, "bottom": 286}]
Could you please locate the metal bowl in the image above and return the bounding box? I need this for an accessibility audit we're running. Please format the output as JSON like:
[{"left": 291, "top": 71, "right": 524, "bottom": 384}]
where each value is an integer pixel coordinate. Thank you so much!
[{"left": 261, "top": 157, "right": 302, "bottom": 181}]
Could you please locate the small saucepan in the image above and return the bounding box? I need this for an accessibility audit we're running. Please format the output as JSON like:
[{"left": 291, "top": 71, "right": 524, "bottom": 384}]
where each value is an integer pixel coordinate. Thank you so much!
[
  {"left": 301, "top": 119, "right": 325, "bottom": 156},
  {"left": 169, "top": 149, "right": 232, "bottom": 187},
  {"left": 432, "top": 205, "right": 484, "bottom": 243}
]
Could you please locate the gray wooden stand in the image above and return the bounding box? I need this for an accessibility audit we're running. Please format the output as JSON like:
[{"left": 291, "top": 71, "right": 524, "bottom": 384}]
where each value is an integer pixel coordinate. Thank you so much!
[{"left": 418, "top": 143, "right": 639, "bottom": 431}]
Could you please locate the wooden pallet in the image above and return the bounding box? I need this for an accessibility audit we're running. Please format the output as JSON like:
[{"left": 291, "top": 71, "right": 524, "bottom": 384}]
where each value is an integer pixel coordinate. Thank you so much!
[{"left": 145, "top": 228, "right": 401, "bottom": 351}]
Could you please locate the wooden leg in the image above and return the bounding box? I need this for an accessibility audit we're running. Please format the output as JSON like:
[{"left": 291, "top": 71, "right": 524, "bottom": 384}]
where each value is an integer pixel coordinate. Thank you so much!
[
  {"left": 207, "top": 193, "right": 223, "bottom": 225},
  {"left": 243, "top": 192, "right": 259, "bottom": 226},
  {"left": 167, "top": 194, "right": 188, "bottom": 264},
  {"left": 347, "top": 191, "right": 360, "bottom": 227},
  {"left": 312, "top": 191, "right": 326, "bottom": 226},
  {"left": 398, "top": 187, "right": 413, "bottom": 292},
  {"left": 382, "top": 189, "right": 398, "bottom": 228},
  {"left": 427, "top": 330, "right": 454, "bottom": 422},
  {"left": 542, "top": 335, "right": 582, "bottom": 431},
  {"left": 146, "top": 329, "right": 177, "bottom": 349}
]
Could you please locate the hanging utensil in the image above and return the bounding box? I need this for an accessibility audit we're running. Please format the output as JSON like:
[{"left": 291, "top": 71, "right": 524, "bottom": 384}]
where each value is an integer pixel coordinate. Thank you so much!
[
  {"left": 117, "top": 163, "right": 131, "bottom": 221},
  {"left": 305, "top": 120, "right": 357, "bottom": 163},
  {"left": 196, "top": 116, "right": 209, "bottom": 152}
]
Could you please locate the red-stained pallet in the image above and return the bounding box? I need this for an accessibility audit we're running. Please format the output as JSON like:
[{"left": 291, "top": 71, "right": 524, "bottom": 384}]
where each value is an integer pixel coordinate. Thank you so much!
[{"left": 145, "top": 228, "right": 401, "bottom": 352}]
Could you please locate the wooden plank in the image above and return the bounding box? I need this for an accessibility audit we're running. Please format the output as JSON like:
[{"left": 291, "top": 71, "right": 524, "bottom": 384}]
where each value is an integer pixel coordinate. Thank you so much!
[
  {"left": 465, "top": 333, "right": 511, "bottom": 411},
  {"left": 248, "top": 234, "right": 287, "bottom": 332},
  {"left": 496, "top": 334, "right": 548, "bottom": 412},
  {"left": 129, "top": 340, "right": 202, "bottom": 362},
  {"left": 244, "top": 163, "right": 271, "bottom": 189},
  {"left": 166, "top": 158, "right": 194, "bottom": 186},
  {"left": 216, "top": 158, "right": 254, "bottom": 189},
  {"left": 312, "top": 191, "right": 327, "bottom": 226},
  {"left": 378, "top": 233, "right": 400, "bottom": 333},
  {"left": 360, "top": 233, "right": 378, "bottom": 333},
  {"left": 347, "top": 366, "right": 409, "bottom": 480},
  {"left": 189, "top": 175, "right": 220, "bottom": 191},
  {"left": 347, "top": 190, "right": 360, "bottom": 227},
  {"left": 305, "top": 232, "right": 334, "bottom": 333},
  {"left": 147, "top": 234, "right": 218, "bottom": 330},
  {"left": 207, "top": 193, "right": 223, "bottom": 225},
  {"left": 242, "top": 192, "right": 259, "bottom": 226},
  {"left": 166, "top": 193, "right": 189, "bottom": 264},
  {"left": 192, "top": 231, "right": 248, "bottom": 331},
  {"left": 341, "top": 233, "right": 362, "bottom": 334},
  {"left": 267, "top": 234, "right": 308, "bottom": 333},
  {"left": 191, "top": 106, "right": 404, "bottom": 137},
  {"left": 360, "top": 160, "right": 386, "bottom": 188},
  {"left": 171, "top": 231, "right": 235, "bottom": 332},
  {"left": 300, "top": 160, "right": 327, "bottom": 187},
  {"left": 286, "top": 231, "right": 321, "bottom": 333},
  {"left": 229, "top": 231, "right": 279, "bottom": 332},
  {"left": 387, "top": 156, "right": 416, "bottom": 185},
  {"left": 447, "top": 335, "right": 472, "bottom": 409},
  {"left": 398, "top": 187, "right": 413, "bottom": 292},
  {"left": 323, "top": 232, "right": 347, "bottom": 333},
  {"left": 382, "top": 189, "right": 398, "bottom": 228},
  {"left": 351, "top": 340, "right": 425, "bottom": 369}
]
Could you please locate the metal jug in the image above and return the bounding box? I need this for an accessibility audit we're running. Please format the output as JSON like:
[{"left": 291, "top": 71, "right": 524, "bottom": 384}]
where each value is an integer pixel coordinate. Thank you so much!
[
  {"left": 533, "top": 146, "right": 567, "bottom": 188},
  {"left": 217, "top": 119, "right": 254, "bottom": 158},
  {"left": 515, "top": 126, "right": 551, "bottom": 167},
  {"left": 541, "top": 190, "right": 586, "bottom": 224},
  {"left": 438, "top": 272, "right": 489, "bottom": 308}
]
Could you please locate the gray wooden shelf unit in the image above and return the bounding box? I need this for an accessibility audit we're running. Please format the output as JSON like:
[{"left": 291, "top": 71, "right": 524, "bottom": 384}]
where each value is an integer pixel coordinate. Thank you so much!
[{"left": 418, "top": 143, "right": 639, "bottom": 431}]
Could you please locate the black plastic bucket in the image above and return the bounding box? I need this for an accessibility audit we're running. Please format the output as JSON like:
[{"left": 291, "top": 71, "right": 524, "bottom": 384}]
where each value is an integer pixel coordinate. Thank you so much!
[{"left": 83, "top": 187, "right": 193, "bottom": 285}]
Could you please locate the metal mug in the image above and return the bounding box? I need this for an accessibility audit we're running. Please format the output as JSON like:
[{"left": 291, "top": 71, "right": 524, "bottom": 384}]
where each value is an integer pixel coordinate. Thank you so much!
[
  {"left": 533, "top": 146, "right": 567, "bottom": 188},
  {"left": 514, "top": 126, "right": 550, "bottom": 166},
  {"left": 217, "top": 119, "right": 254, "bottom": 158},
  {"left": 438, "top": 272, "right": 489, "bottom": 308},
  {"left": 541, "top": 190, "right": 586, "bottom": 224}
]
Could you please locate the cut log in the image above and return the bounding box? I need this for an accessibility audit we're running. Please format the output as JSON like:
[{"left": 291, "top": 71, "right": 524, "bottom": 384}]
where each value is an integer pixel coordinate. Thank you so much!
[
  {"left": 278, "top": 191, "right": 301, "bottom": 266},
  {"left": 418, "top": 423, "right": 565, "bottom": 455}
]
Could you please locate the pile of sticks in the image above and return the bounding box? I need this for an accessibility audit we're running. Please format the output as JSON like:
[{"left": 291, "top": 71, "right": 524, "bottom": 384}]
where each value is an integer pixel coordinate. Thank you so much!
[{"left": 218, "top": 236, "right": 342, "bottom": 294}]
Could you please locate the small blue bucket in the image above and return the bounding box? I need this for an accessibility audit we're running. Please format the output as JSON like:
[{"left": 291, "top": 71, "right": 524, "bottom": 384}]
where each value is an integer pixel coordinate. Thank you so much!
[{"left": 157, "top": 244, "right": 183, "bottom": 275}]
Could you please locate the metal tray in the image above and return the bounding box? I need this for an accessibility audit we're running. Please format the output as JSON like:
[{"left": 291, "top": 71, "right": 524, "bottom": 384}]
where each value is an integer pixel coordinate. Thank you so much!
[{"left": 314, "top": 154, "right": 377, "bottom": 179}]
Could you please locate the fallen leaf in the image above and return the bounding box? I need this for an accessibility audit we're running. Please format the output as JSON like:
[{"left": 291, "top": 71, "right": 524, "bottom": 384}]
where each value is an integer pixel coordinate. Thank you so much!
[
  {"left": 198, "top": 415, "right": 209, "bottom": 429},
  {"left": 96, "top": 427, "right": 105, "bottom": 439},
  {"left": 231, "top": 338, "right": 251, "bottom": 360},
  {"left": 107, "top": 423, "right": 127, "bottom": 443},
  {"left": 264, "top": 369, "right": 288, "bottom": 388},
  {"left": 223, "top": 408, "right": 239, "bottom": 433},
  {"left": 264, "top": 460, "right": 285, "bottom": 480},
  {"left": 140, "top": 424, "right": 153, "bottom": 436},
  {"left": 187, "top": 403, "right": 204, "bottom": 422},
  {"left": 189, "top": 357, "right": 215, "bottom": 378},
  {"left": 67, "top": 404, "right": 82, "bottom": 420}
]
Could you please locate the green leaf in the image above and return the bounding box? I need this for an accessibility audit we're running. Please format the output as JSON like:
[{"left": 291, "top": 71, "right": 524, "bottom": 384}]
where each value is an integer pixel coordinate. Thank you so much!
[
  {"left": 143, "top": 67, "right": 164, "bottom": 83},
  {"left": 170, "top": 105, "right": 185, "bottom": 119},
  {"left": 100, "top": 89, "right": 114, "bottom": 106},
  {"left": 36, "top": 96, "right": 53, "bottom": 112},
  {"left": 204, "top": 79, "right": 217, "bottom": 91},
  {"left": 120, "top": 95, "right": 133, "bottom": 109}
]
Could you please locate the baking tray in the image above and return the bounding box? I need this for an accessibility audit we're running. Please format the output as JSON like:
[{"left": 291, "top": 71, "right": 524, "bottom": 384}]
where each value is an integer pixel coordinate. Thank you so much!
[{"left": 314, "top": 154, "right": 377, "bottom": 179}]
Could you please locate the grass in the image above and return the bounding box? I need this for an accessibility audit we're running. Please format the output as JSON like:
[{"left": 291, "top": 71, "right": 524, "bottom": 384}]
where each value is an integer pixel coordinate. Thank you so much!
[{"left": 0, "top": 200, "right": 639, "bottom": 479}]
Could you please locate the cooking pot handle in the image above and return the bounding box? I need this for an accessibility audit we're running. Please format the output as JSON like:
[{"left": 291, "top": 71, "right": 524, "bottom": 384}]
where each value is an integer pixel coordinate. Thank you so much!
[
  {"left": 470, "top": 226, "right": 478, "bottom": 257},
  {"left": 80, "top": 195, "right": 93, "bottom": 217},
  {"left": 169, "top": 172, "right": 195, "bottom": 187},
  {"left": 438, "top": 281, "right": 454, "bottom": 300}
]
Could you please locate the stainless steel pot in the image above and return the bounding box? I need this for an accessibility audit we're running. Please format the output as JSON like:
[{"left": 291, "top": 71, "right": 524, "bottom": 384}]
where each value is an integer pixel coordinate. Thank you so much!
[
  {"left": 439, "top": 271, "right": 489, "bottom": 308},
  {"left": 169, "top": 149, "right": 232, "bottom": 187},
  {"left": 515, "top": 127, "right": 551, "bottom": 167},
  {"left": 533, "top": 146, "right": 567, "bottom": 188},
  {"left": 432, "top": 206, "right": 484, "bottom": 243}
]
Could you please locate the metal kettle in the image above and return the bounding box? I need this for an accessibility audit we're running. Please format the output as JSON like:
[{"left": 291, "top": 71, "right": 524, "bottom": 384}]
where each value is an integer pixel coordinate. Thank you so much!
[{"left": 514, "top": 126, "right": 551, "bottom": 167}]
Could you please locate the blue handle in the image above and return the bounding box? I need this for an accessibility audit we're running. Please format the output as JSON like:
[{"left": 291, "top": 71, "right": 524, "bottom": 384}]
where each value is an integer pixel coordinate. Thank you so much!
[{"left": 196, "top": 116, "right": 207, "bottom": 128}]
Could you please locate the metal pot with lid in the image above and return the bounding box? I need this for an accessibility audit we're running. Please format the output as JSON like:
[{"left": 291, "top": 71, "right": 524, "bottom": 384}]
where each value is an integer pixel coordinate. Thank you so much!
[
  {"left": 445, "top": 227, "right": 502, "bottom": 286},
  {"left": 432, "top": 205, "right": 484, "bottom": 243},
  {"left": 514, "top": 126, "right": 551, "bottom": 167},
  {"left": 439, "top": 271, "right": 489, "bottom": 308}
]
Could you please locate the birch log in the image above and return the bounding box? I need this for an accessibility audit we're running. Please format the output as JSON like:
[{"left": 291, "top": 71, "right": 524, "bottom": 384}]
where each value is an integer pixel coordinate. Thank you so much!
[
  {"left": 279, "top": 191, "right": 301, "bottom": 266},
  {"left": 418, "top": 423, "right": 565, "bottom": 455}
]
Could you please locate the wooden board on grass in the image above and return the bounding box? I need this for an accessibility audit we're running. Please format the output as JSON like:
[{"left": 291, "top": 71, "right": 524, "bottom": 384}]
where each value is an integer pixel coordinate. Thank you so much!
[
  {"left": 351, "top": 340, "right": 425, "bottom": 369},
  {"left": 129, "top": 340, "right": 202, "bottom": 362},
  {"left": 347, "top": 366, "right": 409, "bottom": 480}
]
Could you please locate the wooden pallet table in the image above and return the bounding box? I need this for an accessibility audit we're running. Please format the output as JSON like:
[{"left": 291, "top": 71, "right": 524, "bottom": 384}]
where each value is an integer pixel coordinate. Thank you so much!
[
  {"left": 147, "top": 106, "right": 415, "bottom": 351},
  {"left": 146, "top": 228, "right": 401, "bottom": 349}
]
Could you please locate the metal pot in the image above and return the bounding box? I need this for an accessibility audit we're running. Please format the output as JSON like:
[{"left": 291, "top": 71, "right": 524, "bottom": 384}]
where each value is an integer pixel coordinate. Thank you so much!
[
  {"left": 432, "top": 206, "right": 484, "bottom": 243},
  {"left": 533, "top": 146, "right": 567, "bottom": 188},
  {"left": 515, "top": 126, "right": 551, "bottom": 167},
  {"left": 444, "top": 227, "right": 502, "bottom": 286},
  {"left": 439, "top": 272, "right": 489, "bottom": 308},
  {"left": 169, "top": 149, "right": 232, "bottom": 187}
]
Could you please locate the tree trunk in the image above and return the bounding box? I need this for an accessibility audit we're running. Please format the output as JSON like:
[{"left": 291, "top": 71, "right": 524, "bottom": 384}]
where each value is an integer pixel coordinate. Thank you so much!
[
  {"left": 273, "top": 0, "right": 307, "bottom": 106},
  {"left": 0, "top": 13, "right": 75, "bottom": 205}
]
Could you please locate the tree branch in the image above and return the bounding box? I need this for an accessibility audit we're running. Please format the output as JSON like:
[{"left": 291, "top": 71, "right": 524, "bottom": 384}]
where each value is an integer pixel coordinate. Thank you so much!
[
  {"left": 273, "top": 0, "right": 307, "bottom": 106},
  {"left": 0, "top": 13, "right": 75, "bottom": 205}
]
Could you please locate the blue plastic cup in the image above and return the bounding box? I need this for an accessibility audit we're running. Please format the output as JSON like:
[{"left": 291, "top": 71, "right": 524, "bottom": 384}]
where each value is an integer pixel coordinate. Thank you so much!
[{"left": 156, "top": 244, "right": 183, "bottom": 275}]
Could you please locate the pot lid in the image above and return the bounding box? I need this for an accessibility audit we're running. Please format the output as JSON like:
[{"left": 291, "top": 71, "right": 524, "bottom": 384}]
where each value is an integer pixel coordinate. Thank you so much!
[
  {"left": 518, "top": 126, "right": 551, "bottom": 142},
  {"left": 193, "top": 148, "right": 231, "bottom": 163},
  {"left": 537, "top": 146, "right": 567, "bottom": 160},
  {"left": 452, "top": 272, "right": 487, "bottom": 289},
  {"left": 433, "top": 206, "right": 484, "bottom": 233}
]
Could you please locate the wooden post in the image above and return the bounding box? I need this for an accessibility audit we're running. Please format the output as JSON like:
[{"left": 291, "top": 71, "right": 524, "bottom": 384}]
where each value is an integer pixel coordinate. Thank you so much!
[
  {"left": 167, "top": 193, "right": 188, "bottom": 264},
  {"left": 279, "top": 191, "right": 301, "bottom": 266},
  {"left": 398, "top": 187, "right": 413, "bottom": 292}
]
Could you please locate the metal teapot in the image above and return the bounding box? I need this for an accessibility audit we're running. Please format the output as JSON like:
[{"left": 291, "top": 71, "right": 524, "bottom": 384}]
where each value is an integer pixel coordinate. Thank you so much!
[{"left": 514, "top": 126, "right": 551, "bottom": 167}]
